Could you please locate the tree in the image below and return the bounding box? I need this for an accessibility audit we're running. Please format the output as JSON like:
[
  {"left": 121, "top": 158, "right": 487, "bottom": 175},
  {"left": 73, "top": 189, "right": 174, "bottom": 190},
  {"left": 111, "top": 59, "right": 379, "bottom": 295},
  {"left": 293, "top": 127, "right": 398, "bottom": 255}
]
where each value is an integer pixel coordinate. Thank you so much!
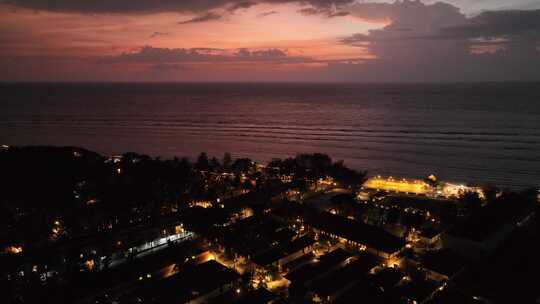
[
  {"left": 424, "top": 174, "right": 439, "bottom": 188},
  {"left": 330, "top": 193, "right": 356, "bottom": 217},
  {"left": 386, "top": 207, "right": 401, "bottom": 225},
  {"left": 460, "top": 190, "right": 482, "bottom": 212},
  {"left": 481, "top": 184, "right": 499, "bottom": 203},
  {"left": 232, "top": 158, "right": 255, "bottom": 174},
  {"left": 195, "top": 152, "right": 209, "bottom": 171},
  {"left": 209, "top": 157, "right": 221, "bottom": 172},
  {"left": 266, "top": 158, "right": 282, "bottom": 177},
  {"left": 222, "top": 152, "right": 232, "bottom": 170},
  {"left": 330, "top": 160, "right": 367, "bottom": 190}
]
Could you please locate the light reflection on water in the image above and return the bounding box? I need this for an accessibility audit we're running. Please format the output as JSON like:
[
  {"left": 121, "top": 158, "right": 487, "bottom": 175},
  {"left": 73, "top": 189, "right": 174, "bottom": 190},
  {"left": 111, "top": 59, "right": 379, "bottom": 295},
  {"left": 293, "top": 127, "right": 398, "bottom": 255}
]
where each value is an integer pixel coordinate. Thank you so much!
[{"left": 1, "top": 82, "right": 539, "bottom": 188}]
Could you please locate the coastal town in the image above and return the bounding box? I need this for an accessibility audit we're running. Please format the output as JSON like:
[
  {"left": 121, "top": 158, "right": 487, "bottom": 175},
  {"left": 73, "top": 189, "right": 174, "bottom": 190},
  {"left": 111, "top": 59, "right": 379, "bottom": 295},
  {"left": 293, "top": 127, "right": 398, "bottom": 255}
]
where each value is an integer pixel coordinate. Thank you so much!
[{"left": 2, "top": 145, "right": 539, "bottom": 304}]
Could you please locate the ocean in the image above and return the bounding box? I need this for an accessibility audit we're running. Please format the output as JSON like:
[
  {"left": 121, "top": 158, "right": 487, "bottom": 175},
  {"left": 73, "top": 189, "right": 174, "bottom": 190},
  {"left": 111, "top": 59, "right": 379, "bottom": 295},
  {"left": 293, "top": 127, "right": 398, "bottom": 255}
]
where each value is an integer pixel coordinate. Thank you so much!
[{"left": 1, "top": 82, "right": 539, "bottom": 189}]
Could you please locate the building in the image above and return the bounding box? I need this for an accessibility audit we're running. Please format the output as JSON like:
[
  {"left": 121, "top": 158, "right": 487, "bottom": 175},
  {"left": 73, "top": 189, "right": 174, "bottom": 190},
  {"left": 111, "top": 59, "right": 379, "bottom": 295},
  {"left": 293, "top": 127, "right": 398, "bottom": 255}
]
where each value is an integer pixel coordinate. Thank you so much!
[
  {"left": 442, "top": 197, "right": 535, "bottom": 259},
  {"left": 308, "top": 253, "right": 379, "bottom": 303},
  {"left": 364, "top": 176, "right": 429, "bottom": 195},
  {"left": 285, "top": 248, "right": 353, "bottom": 288},
  {"left": 306, "top": 212, "right": 405, "bottom": 259},
  {"left": 419, "top": 249, "right": 466, "bottom": 282},
  {"left": 234, "top": 288, "right": 279, "bottom": 304},
  {"left": 418, "top": 227, "right": 442, "bottom": 247},
  {"left": 441, "top": 183, "right": 484, "bottom": 199},
  {"left": 364, "top": 176, "right": 485, "bottom": 199},
  {"left": 252, "top": 235, "right": 315, "bottom": 269},
  {"left": 138, "top": 260, "right": 241, "bottom": 304}
]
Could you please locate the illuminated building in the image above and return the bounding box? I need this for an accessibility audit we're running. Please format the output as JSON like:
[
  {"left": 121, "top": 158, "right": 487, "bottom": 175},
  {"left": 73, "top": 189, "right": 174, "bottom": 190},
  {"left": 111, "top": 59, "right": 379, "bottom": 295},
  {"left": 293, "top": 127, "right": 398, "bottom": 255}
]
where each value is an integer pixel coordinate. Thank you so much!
[
  {"left": 189, "top": 200, "right": 213, "bottom": 208},
  {"left": 154, "top": 260, "right": 241, "bottom": 304},
  {"left": 306, "top": 212, "right": 405, "bottom": 259},
  {"left": 364, "top": 175, "right": 486, "bottom": 199},
  {"left": 251, "top": 235, "right": 315, "bottom": 270},
  {"left": 285, "top": 248, "right": 355, "bottom": 289},
  {"left": 364, "top": 176, "right": 429, "bottom": 195},
  {"left": 4, "top": 246, "right": 23, "bottom": 254}
]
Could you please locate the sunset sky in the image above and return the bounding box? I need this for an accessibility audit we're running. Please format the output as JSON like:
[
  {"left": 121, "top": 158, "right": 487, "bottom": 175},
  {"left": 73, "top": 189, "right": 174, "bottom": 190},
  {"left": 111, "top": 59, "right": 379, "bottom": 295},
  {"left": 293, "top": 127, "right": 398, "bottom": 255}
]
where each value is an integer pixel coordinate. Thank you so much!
[{"left": 1, "top": 0, "right": 539, "bottom": 82}]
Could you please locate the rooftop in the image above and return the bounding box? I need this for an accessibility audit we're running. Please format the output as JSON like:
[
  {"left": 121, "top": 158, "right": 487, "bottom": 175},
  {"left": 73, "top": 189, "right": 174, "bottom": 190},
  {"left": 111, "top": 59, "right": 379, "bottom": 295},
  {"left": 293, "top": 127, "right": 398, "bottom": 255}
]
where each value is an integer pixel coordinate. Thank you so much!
[
  {"left": 285, "top": 248, "right": 352, "bottom": 284},
  {"left": 137, "top": 260, "right": 240, "bottom": 302},
  {"left": 420, "top": 227, "right": 442, "bottom": 239},
  {"left": 252, "top": 235, "right": 315, "bottom": 266},
  {"left": 396, "top": 278, "right": 437, "bottom": 303},
  {"left": 373, "top": 267, "right": 405, "bottom": 290},
  {"left": 309, "top": 253, "right": 379, "bottom": 297},
  {"left": 306, "top": 212, "right": 405, "bottom": 254},
  {"left": 234, "top": 288, "right": 277, "bottom": 304},
  {"left": 335, "top": 282, "right": 395, "bottom": 304},
  {"left": 420, "top": 249, "right": 466, "bottom": 277}
]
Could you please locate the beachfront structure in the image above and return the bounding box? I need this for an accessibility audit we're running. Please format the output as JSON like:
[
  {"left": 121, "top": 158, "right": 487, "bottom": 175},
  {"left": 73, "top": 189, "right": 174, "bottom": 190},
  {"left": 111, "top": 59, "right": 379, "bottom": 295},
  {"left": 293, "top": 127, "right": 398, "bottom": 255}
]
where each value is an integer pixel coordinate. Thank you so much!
[
  {"left": 364, "top": 175, "right": 485, "bottom": 199},
  {"left": 364, "top": 176, "right": 429, "bottom": 195},
  {"left": 441, "top": 183, "right": 484, "bottom": 199}
]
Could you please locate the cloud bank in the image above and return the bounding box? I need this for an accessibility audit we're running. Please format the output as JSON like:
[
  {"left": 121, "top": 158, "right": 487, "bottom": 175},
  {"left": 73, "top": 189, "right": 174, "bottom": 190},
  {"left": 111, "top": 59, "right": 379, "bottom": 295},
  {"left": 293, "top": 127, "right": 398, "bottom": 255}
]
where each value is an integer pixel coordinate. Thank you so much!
[
  {"left": 330, "top": 1, "right": 540, "bottom": 82},
  {"left": 1, "top": 0, "right": 354, "bottom": 14},
  {"left": 179, "top": 12, "right": 223, "bottom": 24},
  {"left": 102, "top": 46, "right": 308, "bottom": 64},
  {"left": 1, "top": 0, "right": 539, "bottom": 82}
]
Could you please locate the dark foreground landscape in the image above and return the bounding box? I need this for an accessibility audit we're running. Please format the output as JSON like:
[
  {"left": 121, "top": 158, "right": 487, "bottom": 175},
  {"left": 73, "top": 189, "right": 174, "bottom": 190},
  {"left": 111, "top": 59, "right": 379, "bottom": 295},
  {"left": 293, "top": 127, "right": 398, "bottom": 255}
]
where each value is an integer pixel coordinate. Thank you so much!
[{"left": 2, "top": 145, "right": 539, "bottom": 304}]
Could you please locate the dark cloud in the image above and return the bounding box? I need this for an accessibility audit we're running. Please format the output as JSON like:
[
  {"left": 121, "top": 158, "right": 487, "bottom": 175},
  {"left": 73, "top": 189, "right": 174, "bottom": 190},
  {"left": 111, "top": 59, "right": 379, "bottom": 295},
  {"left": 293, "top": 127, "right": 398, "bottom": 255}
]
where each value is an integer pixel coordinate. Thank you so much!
[
  {"left": 341, "top": 1, "right": 467, "bottom": 46},
  {"left": 334, "top": 1, "right": 540, "bottom": 82},
  {"left": 227, "top": 1, "right": 257, "bottom": 12},
  {"left": 149, "top": 32, "right": 168, "bottom": 38},
  {"left": 298, "top": 6, "right": 348, "bottom": 17},
  {"left": 179, "top": 12, "right": 223, "bottom": 24},
  {"left": 3, "top": 0, "right": 539, "bottom": 82},
  {"left": 102, "top": 45, "right": 309, "bottom": 64},
  {"left": 442, "top": 9, "right": 540, "bottom": 39},
  {"left": 348, "top": 1, "right": 466, "bottom": 31},
  {"left": 234, "top": 48, "right": 288, "bottom": 58},
  {"left": 343, "top": 3, "right": 540, "bottom": 43},
  {"left": 102, "top": 46, "right": 224, "bottom": 63},
  {"left": 257, "top": 10, "right": 277, "bottom": 17},
  {"left": 191, "top": 47, "right": 226, "bottom": 52},
  {"left": 2, "top": 0, "right": 354, "bottom": 14}
]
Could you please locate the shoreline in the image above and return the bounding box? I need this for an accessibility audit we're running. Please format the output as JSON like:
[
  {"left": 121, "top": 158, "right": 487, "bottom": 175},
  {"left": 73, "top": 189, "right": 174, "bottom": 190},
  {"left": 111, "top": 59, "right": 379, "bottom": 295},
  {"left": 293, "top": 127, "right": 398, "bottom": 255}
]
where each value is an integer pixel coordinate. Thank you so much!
[{"left": 2, "top": 144, "right": 536, "bottom": 191}]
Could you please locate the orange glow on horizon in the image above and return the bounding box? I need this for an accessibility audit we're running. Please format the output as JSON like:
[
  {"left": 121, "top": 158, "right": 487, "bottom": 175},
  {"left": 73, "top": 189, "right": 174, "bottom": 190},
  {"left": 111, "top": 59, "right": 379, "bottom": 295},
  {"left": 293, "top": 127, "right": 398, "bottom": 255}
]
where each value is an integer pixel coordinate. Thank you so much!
[{"left": 0, "top": 3, "right": 382, "bottom": 65}]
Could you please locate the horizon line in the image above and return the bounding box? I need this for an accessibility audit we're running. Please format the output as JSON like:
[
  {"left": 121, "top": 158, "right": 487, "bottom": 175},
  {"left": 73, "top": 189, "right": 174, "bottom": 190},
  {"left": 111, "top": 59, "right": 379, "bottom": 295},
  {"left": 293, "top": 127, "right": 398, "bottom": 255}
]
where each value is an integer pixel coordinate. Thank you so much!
[{"left": 2, "top": 80, "right": 540, "bottom": 85}]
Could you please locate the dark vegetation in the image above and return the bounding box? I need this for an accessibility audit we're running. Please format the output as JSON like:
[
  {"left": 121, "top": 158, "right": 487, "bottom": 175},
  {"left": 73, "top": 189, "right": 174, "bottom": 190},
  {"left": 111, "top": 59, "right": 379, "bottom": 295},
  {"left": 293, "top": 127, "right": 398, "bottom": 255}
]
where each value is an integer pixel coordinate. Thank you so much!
[{"left": 0, "top": 146, "right": 365, "bottom": 250}]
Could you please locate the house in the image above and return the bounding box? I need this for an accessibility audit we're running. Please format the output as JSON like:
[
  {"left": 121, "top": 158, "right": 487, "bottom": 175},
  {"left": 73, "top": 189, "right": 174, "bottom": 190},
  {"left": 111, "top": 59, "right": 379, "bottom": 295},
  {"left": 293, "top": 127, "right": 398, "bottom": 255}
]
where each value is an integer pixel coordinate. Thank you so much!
[
  {"left": 335, "top": 281, "right": 392, "bottom": 304},
  {"left": 308, "top": 253, "right": 379, "bottom": 303},
  {"left": 285, "top": 248, "right": 353, "bottom": 287},
  {"left": 372, "top": 267, "right": 406, "bottom": 291},
  {"left": 418, "top": 227, "right": 442, "bottom": 247},
  {"left": 419, "top": 249, "right": 466, "bottom": 282},
  {"left": 138, "top": 260, "right": 241, "bottom": 304},
  {"left": 234, "top": 288, "right": 279, "bottom": 304},
  {"left": 306, "top": 212, "right": 405, "bottom": 259},
  {"left": 252, "top": 235, "right": 315, "bottom": 269}
]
